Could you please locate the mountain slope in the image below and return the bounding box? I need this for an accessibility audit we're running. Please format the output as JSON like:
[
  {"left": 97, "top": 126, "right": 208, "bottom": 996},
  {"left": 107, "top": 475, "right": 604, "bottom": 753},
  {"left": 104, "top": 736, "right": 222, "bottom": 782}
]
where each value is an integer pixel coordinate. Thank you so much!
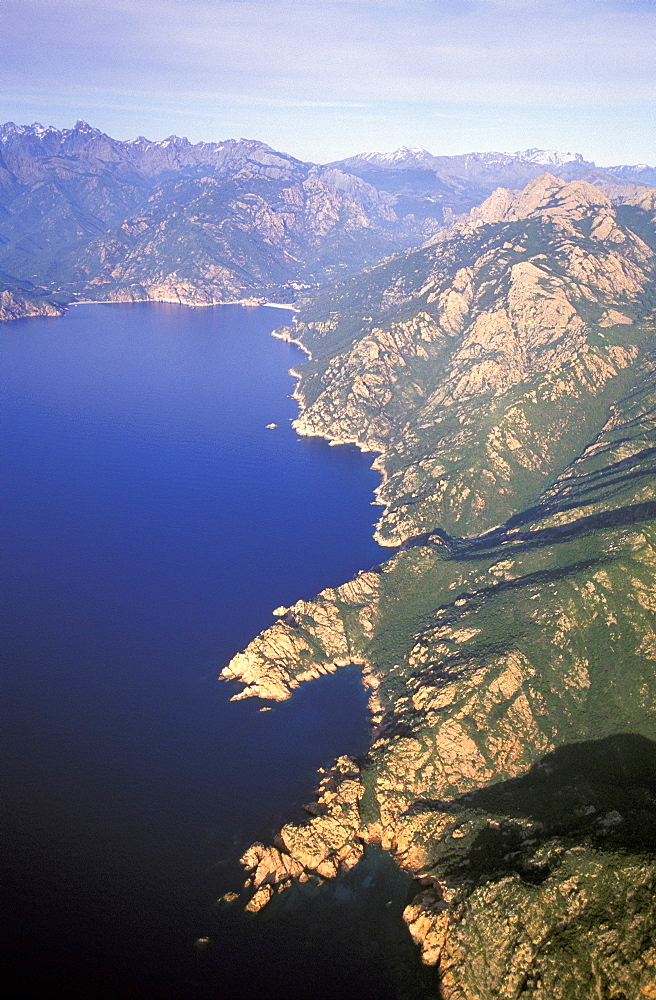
[
  {"left": 0, "top": 122, "right": 429, "bottom": 309},
  {"left": 57, "top": 163, "right": 408, "bottom": 305},
  {"left": 283, "top": 174, "right": 656, "bottom": 541},
  {"left": 221, "top": 174, "right": 656, "bottom": 998}
]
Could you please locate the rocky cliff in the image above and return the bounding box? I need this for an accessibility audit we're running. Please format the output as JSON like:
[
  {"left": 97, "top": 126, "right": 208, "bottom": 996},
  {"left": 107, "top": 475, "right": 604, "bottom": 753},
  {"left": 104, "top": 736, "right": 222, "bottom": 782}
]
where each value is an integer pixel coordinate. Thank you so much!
[
  {"left": 222, "top": 175, "right": 656, "bottom": 999},
  {"left": 0, "top": 281, "right": 65, "bottom": 321}
]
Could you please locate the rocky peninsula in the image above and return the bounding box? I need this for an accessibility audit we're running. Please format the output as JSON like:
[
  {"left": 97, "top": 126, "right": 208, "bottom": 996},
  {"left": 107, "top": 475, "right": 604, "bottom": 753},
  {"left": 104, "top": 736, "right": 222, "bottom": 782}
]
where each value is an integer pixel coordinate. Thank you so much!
[{"left": 222, "top": 174, "right": 656, "bottom": 999}]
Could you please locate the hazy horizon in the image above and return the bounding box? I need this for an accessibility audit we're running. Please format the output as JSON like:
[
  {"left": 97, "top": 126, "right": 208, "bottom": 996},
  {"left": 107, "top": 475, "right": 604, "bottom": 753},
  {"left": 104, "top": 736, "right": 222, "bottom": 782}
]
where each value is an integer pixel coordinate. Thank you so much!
[
  {"left": 2, "top": 1, "right": 653, "bottom": 168},
  {"left": 5, "top": 115, "right": 652, "bottom": 170}
]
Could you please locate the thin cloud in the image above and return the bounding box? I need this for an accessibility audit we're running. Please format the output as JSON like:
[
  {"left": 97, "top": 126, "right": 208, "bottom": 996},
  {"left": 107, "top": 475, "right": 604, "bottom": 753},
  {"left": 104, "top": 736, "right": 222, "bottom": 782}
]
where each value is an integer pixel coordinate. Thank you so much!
[
  {"left": 4, "top": 0, "right": 653, "bottom": 101},
  {"left": 1, "top": 0, "right": 653, "bottom": 162}
]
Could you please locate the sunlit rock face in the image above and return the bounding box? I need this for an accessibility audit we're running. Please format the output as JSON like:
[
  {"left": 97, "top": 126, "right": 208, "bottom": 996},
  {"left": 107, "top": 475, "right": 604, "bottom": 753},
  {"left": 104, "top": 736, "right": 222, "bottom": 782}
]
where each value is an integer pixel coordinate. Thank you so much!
[
  {"left": 221, "top": 570, "right": 380, "bottom": 702},
  {"left": 0, "top": 287, "right": 64, "bottom": 320},
  {"left": 287, "top": 175, "right": 656, "bottom": 541},
  {"left": 223, "top": 175, "right": 656, "bottom": 998}
]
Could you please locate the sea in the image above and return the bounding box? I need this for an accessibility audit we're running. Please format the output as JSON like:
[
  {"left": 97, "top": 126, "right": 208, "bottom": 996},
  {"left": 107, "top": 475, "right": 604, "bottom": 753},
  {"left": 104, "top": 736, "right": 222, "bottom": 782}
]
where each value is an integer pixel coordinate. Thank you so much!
[{"left": 1, "top": 303, "right": 438, "bottom": 999}]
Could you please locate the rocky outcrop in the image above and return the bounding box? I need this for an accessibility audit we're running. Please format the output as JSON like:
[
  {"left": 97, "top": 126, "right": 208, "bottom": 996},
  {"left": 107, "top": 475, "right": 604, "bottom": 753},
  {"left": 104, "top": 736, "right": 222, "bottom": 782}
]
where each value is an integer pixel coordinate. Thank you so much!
[
  {"left": 221, "top": 571, "right": 380, "bottom": 701},
  {"left": 227, "top": 372, "right": 656, "bottom": 992},
  {"left": 240, "top": 757, "right": 367, "bottom": 911},
  {"left": 221, "top": 176, "right": 656, "bottom": 998},
  {"left": 470, "top": 174, "right": 614, "bottom": 229},
  {"left": 466, "top": 174, "right": 656, "bottom": 256},
  {"left": 0, "top": 288, "right": 65, "bottom": 321}
]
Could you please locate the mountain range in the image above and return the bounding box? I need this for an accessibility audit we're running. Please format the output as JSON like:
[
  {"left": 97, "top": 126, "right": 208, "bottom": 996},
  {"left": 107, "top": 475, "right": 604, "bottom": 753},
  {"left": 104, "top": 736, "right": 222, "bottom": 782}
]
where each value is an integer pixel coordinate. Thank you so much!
[{"left": 1, "top": 121, "right": 654, "bottom": 320}]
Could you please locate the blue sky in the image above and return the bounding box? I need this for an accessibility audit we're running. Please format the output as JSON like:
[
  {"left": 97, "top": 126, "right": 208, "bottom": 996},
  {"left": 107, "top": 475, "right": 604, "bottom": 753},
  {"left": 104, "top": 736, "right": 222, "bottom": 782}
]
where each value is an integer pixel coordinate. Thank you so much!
[{"left": 1, "top": 0, "right": 654, "bottom": 164}]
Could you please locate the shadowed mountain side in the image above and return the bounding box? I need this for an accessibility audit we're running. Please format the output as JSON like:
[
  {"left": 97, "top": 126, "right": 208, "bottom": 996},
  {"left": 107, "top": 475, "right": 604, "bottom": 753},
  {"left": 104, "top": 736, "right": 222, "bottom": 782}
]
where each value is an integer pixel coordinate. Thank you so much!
[
  {"left": 496, "top": 450, "right": 656, "bottom": 533},
  {"left": 451, "top": 500, "right": 656, "bottom": 563},
  {"left": 406, "top": 734, "right": 656, "bottom": 870},
  {"left": 410, "top": 496, "right": 656, "bottom": 565},
  {"left": 398, "top": 737, "right": 656, "bottom": 1000}
]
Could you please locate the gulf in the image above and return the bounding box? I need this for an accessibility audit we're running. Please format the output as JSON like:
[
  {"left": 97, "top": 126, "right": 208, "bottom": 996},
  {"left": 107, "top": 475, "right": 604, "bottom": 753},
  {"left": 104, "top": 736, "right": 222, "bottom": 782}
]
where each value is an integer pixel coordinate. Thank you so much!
[{"left": 0, "top": 303, "right": 436, "bottom": 999}]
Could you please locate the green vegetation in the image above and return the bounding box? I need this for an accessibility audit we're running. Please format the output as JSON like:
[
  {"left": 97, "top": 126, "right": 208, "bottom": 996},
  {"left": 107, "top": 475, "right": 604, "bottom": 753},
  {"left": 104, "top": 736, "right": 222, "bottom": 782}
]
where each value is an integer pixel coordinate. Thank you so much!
[
  {"left": 253, "top": 178, "right": 656, "bottom": 998},
  {"left": 290, "top": 181, "right": 656, "bottom": 543}
]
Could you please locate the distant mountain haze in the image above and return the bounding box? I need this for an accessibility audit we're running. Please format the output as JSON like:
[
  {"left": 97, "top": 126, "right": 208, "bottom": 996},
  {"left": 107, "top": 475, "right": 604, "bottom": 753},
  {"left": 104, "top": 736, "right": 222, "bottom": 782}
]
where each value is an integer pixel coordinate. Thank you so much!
[{"left": 1, "top": 121, "right": 653, "bottom": 321}]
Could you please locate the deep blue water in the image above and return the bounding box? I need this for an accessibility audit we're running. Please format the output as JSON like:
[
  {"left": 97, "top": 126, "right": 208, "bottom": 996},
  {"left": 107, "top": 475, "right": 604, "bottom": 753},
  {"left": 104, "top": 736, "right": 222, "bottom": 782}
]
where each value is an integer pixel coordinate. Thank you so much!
[{"left": 1, "top": 303, "right": 437, "bottom": 1000}]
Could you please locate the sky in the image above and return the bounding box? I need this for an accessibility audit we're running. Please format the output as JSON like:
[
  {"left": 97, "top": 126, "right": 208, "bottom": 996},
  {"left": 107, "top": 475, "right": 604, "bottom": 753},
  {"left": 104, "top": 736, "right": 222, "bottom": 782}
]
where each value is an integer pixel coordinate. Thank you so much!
[{"left": 1, "top": 0, "right": 654, "bottom": 165}]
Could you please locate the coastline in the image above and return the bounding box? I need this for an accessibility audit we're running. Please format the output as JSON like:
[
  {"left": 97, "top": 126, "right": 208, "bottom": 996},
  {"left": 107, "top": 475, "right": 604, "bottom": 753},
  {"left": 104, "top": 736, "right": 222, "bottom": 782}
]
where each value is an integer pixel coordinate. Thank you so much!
[
  {"left": 1, "top": 289, "right": 300, "bottom": 325},
  {"left": 71, "top": 295, "right": 300, "bottom": 312},
  {"left": 271, "top": 319, "right": 401, "bottom": 548},
  {"left": 271, "top": 325, "right": 312, "bottom": 356},
  {"left": 287, "top": 364, "right": 395, "bottom": 547}
]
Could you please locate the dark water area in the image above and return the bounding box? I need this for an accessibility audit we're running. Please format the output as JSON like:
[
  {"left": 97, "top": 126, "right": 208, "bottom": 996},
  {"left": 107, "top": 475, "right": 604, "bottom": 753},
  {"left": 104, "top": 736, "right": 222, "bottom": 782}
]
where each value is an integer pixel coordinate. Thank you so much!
[{"left": 1, "top": 304, "right": 437, "bottom": 999}]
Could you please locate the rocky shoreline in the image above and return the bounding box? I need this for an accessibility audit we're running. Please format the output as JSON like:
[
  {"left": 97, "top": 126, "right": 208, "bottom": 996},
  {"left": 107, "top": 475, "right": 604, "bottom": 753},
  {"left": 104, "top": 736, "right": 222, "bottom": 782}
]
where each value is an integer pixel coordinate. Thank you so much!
[
  {"left": 0, "top": 289, "right": 66, "bottom": 322},
  {"left": 2, "top": 286, "right": 300, "bottom": 323},
  {"left": 219, "top": 175, "right": 656, "bottom": 999}
]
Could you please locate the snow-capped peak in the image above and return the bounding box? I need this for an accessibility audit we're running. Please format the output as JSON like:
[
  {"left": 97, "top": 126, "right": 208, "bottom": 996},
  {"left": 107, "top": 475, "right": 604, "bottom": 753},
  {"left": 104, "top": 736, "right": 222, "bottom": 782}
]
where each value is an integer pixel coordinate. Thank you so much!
[
  {"left": 0, "top": 121, "right": 59, "bottom": 142},
  {"left": 72, "top": 119, "right": 99, "bottom": 134},
  {"left": 615, "top": 163, "right": 649, "bottom": 172},
  {"left": 514, "top": 148, "right": 585, "bottom": 166},
  {"left": 0, "top": 122, "right": 23, "bottom": 141},
  {"left": 156, "top": 135, "right": 191, "bottom": 148},
  {"left": 29, "top": 123, "right": 58, "bottom": 138},
  {"left": 353, "top": 146, "right": 435, "bottom": 168}
]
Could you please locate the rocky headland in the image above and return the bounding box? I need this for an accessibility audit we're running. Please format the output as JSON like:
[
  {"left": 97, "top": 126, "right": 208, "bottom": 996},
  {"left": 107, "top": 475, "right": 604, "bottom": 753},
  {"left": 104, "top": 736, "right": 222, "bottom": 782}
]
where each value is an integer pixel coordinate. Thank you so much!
[{"left": 222, "top": 174, "right": 656, "bottom": 999}]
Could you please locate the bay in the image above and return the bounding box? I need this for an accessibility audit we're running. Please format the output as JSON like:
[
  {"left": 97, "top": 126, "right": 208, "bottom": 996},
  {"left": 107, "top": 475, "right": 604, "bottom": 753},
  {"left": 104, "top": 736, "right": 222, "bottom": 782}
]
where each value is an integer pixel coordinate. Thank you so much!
[{"left": 0, "top": 303, "right": 436, "bottom": 999}]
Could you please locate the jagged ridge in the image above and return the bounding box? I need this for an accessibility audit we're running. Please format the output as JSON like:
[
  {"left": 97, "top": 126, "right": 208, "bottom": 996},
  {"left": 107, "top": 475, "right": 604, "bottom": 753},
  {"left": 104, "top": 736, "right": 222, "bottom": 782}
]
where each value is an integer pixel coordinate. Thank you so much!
[{"left": 1, "top": 124, "right": 653, "bottom": 320}]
